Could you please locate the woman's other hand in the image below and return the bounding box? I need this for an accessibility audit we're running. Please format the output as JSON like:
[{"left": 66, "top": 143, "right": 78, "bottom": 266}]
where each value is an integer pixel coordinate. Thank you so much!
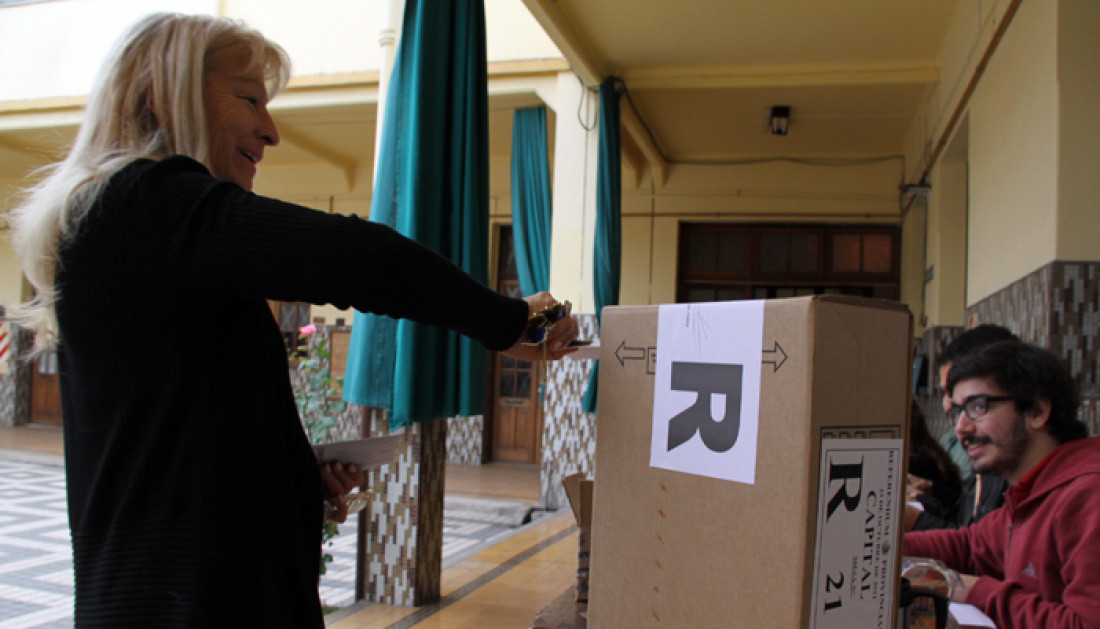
[{"left": 321, "top": 462, "right": 365, "bottom": 523}]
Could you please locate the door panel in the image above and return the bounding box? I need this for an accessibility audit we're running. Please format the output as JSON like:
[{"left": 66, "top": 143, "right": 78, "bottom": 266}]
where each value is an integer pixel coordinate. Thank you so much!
[
  {"left": 492, "top": 347, "right": 539, "bottom": 463},
  {"left": 489, "top": 228, "right": 542, "bottom": 463}
]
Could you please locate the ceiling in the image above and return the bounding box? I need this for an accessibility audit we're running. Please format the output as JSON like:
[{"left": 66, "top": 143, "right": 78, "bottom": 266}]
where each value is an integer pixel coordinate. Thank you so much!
[
  {"left": 2, "top": 1, "right": 965, "bottom": 194},
  {"left": 523, "top": 0, "right": 964, "bottom": 172}
]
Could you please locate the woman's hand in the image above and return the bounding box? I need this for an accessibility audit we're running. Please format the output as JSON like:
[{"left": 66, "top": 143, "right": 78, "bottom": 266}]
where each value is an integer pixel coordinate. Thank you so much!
[
  {"left": 501, "top": 291, "right": 580, "bottom": 362},
  {"left": 320, "top": 461, "right": 365, "bottom": 523}
]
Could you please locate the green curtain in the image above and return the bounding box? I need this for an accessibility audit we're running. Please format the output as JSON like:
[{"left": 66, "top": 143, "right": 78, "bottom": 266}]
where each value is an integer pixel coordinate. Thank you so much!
[
  {"left": 582, "top": 80, "right": 622, "bottom": 413},
  {"left": 342, "top": 0, "right": 490, "bottom": 428},
  {"left": 510, "top": 106, "right": 552, "bottom": 295}
]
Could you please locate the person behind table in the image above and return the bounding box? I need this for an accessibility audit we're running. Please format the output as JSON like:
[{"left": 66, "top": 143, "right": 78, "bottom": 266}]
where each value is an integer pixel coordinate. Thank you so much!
[
  {"left": 8, "top": 13, "right": 578, "bottom": 628},
  {"left": 935, "top": 324, "right": 1020, "bottom": 480},
  {"left": 906, "top": 401, "right": 962, "bottom": 523},
  {"left": 903, "top": 341, "right": 1100, "bottom": 628},
  {"left": 905, "top": 325, "right": 1017, "bottom": 531}
]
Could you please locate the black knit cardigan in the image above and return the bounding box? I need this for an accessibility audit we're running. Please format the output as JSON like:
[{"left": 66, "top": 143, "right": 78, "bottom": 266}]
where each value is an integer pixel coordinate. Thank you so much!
[{"left": 55, "top": 156, "right": 527, "bottom": 627}]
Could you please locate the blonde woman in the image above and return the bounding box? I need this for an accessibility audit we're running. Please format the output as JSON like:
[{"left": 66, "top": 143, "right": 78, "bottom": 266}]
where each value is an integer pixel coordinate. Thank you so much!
[{"left": 10, "top": 13, "right": 576, "bottom": 627}]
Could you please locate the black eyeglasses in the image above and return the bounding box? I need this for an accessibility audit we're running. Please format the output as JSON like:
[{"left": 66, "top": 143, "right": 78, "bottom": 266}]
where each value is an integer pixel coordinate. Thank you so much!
[{"left": 945, "top": 394, "right": 1013, "bottom": 425}]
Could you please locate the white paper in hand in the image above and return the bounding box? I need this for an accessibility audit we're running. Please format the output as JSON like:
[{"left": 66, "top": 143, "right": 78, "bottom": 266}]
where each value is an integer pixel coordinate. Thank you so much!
[{"left": 312, "top": 435, "right": 401, "bottom": 470}]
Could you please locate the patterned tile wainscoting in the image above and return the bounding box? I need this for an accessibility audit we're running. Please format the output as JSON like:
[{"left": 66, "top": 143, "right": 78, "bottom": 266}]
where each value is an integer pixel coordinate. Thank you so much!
[
  {"left": 966, "top": 264, "right": 1054, "bottom": 346},
  {"left": 292, "top": 324, "right": 445, "bottom": 605},
  {"left": 0, "top": 362, "right": 15, "bottom": 427},
  {"left": 966, "top": 261, "right": 1099, "bottom": 435},
  {"left": 539, "top": 314, "right": 599, "bottom": 510},
  {"left": 356, "top": 408, "right": 446, "bottom": 606},
  {"left": 445, "top": 415, "right": 483, "bottom": 464},
  {"left": 916, "top": 326, "right": 964, "bottom": 440},
  {"left": 0, "top": 324, "right": 33, "bottom": 427},
  {"left": 1084, "top": 399, "right": 1100, "bottom": 438}
]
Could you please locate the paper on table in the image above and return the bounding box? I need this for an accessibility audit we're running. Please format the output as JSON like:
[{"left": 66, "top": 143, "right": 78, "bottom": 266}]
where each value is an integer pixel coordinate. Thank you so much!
[
  {"left": 312, "top": 435, "right": 401, "bottom": 470},
  {"left": 950, "top": 602, "right": 996, "bottom": 628}
]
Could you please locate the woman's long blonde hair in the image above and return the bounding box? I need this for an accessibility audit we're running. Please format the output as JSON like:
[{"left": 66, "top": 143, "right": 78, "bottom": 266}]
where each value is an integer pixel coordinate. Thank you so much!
[{"left": 8, "top": 13, "right": 290, "bottom": 354}]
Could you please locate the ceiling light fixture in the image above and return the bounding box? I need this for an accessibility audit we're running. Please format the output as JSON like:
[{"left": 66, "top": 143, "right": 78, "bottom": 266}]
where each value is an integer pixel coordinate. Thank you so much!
[{"left": 770, "top": 106, "right": 790, "bottom": 136}]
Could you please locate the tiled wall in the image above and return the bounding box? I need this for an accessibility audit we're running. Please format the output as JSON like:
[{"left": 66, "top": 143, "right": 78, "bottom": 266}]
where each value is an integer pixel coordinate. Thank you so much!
[
  {"left": 0, "top": 370, "right": 15, "bottom": 427},
  {"left": 445, "top": 415, "right": 483, "bottom": 464},
  {"left": 967, "top": 264, "right": 1054, "bottom": 346},
  {"left": 965, "top": 260, "right": 1099, "bottom": 434},
  {"left": 0, "top": 318, "right": 13, "bottom": 426},
  {"left": 0, "top": 325, "right": 33, "bottom": 427},
  {"left": 294, "top": 324, "right": 445, "bottom": 605},
  {"left": 915, "top": 326, "right": 964, "bottom": 439},
  {"left": 539, "top": 314, "right": 599, "bottom": 510},
  {"left": 356, "top": 409, "right": 445, "bottom": 606}
]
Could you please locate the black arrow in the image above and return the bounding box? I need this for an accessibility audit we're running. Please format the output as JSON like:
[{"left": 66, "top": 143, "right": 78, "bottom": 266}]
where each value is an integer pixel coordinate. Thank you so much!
[
  {"left": 615, "top": 340, "right": 646, "bottom": 367},
  {"left": 762, "top": 341, "right": 787, "bottom": 372}
]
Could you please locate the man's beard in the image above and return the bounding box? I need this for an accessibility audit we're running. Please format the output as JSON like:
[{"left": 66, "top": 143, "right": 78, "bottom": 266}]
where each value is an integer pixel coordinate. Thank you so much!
[{"left": 962, "top": 413, "right": 1030, "bottom": 478}]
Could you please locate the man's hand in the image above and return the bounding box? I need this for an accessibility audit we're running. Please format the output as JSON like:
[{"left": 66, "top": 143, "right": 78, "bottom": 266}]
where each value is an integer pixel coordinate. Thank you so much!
[
  {"left": 907, "top": 473, "right": 934, "bottom": 500},
  {"left": 951, "top": 573, "right": 979, "bottom": 602},
  {"left": 321, "top": 462, "right": 365, "bottom": 523}
]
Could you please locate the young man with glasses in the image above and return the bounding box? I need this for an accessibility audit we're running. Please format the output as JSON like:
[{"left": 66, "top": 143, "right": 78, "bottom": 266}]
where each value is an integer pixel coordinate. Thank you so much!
[
  {"left": 935, "top": 325, "right": 1019, "bottom": 481},
  {"left": 906, "top": 325, "right": 1016, "bottom": 531},
  {"left": 903, "top": 340, "right": 1100, "bottom": 628}
]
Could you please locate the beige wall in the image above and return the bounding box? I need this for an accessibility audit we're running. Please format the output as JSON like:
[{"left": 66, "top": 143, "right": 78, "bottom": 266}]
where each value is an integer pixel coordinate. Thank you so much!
[
  {"left": 223, "top": 0, "right": 387, "bottom": 77},
  {"left": 900, "top": 0, "right": 1009, "bottom": 185},
  {"left": 967, "top": 0, "right": 1059, "bottom": 304},
  {"left": 617, "top": 158, "right": 903, "bottom": 308},
  {"left": 0, "top": 0, "right": 219, "bottom": 102},
  {"left": 0, "top": 0, "right": 558, "bottom": 102},
  {"left": 0, "top": 239, "right": 22, "bottom": 309},
  {"left": 1056, "top": 0, "right": 1100, "bottom": 261},
  {"left": 914, "top": 0, "right": 1098, "bottom": 316},
  {"left": 924, "top": 138, "right": 969, "bottom": 328},
  {"left": 0, "top": 0, "right": 562, "bottom": 322},
  {"left": 6, "top": 0, "right": 1091, "bottom": 334},
  {"left": 549, "top": 72, "right": 599, "bottom": 314}
]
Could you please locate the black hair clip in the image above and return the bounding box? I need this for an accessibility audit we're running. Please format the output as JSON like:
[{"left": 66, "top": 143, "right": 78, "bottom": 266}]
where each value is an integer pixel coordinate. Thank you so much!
[{"left": 523, "top": 300, "right": 571, "bottom": 345}]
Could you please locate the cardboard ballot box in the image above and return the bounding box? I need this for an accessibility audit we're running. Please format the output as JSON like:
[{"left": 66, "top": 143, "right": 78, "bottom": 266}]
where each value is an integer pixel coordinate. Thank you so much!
[{"left": 588, "top": 296, "right": 912, "bottom": 629}]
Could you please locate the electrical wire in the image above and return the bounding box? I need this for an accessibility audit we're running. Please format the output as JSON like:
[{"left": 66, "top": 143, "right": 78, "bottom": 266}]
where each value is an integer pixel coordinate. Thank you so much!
[
  {"left": 575, "top": 72, "right": 598, "bottom": 132},
  {"left": 615, "top": 75, "right": 906, "bottom": 171}
]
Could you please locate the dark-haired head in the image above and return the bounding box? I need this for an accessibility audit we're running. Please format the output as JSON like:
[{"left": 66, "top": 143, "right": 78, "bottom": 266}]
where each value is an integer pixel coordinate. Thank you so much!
[
  {"left": 947, "top": 341, "right": 1085, "bottom": 444},
  {"left": 938, "top": 324, "right": 1019, "bottom": 371}
]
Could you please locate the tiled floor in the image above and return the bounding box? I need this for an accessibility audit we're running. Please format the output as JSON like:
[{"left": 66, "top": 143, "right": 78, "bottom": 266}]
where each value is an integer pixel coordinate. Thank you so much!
[
  {"left": 0, "top": 462, "right": 71, "bottom": 629},
  {"left": 0, "top": 426, "right": 62, "bottom": 461},
  {"left": 327, "top": 511, "right": 577, "bottom": 629},
  {"left": 0, "top": 426, "right": 576, "bottom": 629},
  {"left": 445, "top": 463, "right": 540, "bottom": 504}
]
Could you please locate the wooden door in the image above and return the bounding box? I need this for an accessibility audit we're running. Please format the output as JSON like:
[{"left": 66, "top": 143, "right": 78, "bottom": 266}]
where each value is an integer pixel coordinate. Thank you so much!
[
  {"left": 489, "top": 229, "right": 541, "bottom": 463},
  {"left": 492, "top": 319, "right": 540, "bottom": 461},
  {"left": 30, "top": 350, "right": 62, "bottom": 425}
]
